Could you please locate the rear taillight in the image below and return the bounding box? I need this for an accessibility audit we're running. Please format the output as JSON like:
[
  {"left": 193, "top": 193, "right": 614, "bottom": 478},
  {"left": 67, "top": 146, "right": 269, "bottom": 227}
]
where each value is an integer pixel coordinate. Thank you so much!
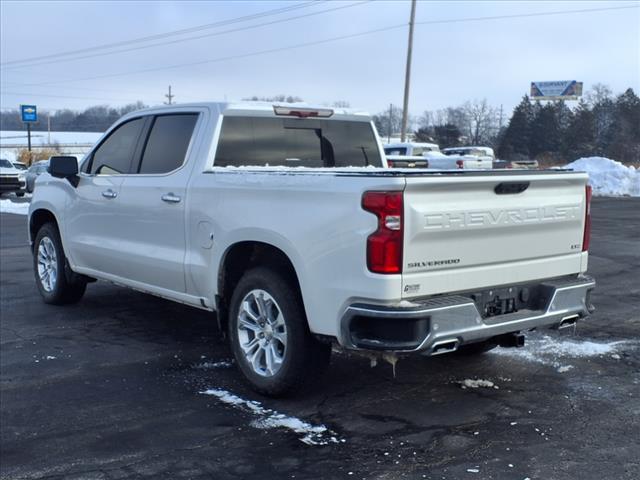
[
  {"left": 582, "top": 185, "right": 592, "bottom": 251},
  {"left": 456, "top": 159, "right": 464, "bottom": 169},
  {"left": 362, "top": 191, "right": 403, "bottom": 274}
]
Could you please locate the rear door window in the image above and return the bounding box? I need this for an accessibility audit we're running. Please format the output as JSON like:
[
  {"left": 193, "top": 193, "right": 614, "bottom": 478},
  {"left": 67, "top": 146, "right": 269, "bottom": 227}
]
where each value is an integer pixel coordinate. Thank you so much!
[
  {"left": 215, "top": 116, "right": 381, "bottom": 168},
  {"left": 137, "top": 114, "right": 199, "bottom": 174}
]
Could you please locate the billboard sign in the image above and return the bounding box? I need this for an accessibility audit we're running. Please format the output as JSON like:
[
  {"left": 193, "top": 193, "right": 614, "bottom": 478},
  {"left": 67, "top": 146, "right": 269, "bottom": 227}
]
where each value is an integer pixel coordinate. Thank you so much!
[
  {"left": 20, "top": 104, "right": 38, "bottom": 123},
  {"left": 530, "top": 81, "right": 583, "bottom": 100}
]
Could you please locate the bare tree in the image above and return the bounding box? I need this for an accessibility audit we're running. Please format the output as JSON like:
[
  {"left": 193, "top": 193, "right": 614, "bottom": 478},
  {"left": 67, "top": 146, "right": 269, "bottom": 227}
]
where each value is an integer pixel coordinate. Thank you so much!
[
  {"left": 462, "top": 99, "right": 497, "bottom": 145},
  {"left": 585, "top": 83, "right": 613, "bottom": 106}
]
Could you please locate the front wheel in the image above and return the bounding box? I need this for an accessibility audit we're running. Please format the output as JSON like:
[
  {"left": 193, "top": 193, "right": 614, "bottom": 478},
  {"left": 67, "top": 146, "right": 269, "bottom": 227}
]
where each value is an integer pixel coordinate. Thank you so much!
[
  {"left": 33, "top": 222, "right": 87, "bottom": 305},
  {"left": 228, "top": 267, "right": 330, "bottom": 396}
]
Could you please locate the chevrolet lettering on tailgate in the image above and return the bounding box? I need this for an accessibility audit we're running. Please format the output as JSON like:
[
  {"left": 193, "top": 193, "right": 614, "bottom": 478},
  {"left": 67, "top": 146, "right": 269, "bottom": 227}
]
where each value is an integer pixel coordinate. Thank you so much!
[{"left": 424, "top": 205, "right": 581, "bottom": 230}]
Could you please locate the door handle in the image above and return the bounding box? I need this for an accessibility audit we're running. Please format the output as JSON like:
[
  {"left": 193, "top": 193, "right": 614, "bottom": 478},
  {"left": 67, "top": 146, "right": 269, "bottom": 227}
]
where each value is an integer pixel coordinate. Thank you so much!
[
  {"left": 161, "top": 193, "right": 181, "bottom": 203},
  {"left": 101, "top": 189, "right": 117, "bottom": 199}
]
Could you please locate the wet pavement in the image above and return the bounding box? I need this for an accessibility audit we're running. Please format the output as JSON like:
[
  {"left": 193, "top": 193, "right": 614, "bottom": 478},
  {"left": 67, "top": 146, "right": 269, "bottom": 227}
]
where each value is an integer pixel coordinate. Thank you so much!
[{"left": 1, "top": 197, "right": 639, "bottom": 479}]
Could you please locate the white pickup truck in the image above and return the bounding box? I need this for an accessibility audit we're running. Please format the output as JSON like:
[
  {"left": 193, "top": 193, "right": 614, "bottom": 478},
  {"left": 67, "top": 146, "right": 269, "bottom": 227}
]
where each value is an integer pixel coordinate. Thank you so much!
[{"left": 29, "top": 102, "right": 595, "bottom": 395}]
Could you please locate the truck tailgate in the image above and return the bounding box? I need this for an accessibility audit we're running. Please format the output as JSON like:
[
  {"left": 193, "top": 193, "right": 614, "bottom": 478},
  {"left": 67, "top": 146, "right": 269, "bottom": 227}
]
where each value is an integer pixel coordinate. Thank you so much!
[{"left": 402, "top": 172, "right": 589, "bottom": 298}]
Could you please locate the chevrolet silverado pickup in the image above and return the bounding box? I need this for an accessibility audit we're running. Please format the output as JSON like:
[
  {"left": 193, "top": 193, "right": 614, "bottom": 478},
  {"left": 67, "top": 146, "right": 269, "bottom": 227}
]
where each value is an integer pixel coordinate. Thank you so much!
[{"left": 28, "top": 102, "right": 595, "bottom": 395}]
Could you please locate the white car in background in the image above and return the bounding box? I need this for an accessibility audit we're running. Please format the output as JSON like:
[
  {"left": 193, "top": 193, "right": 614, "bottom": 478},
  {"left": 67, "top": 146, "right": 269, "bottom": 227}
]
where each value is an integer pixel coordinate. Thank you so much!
[
  {"left": 384, "top": 142, "right": 492, "bottom": 169},
  {"left": 0, "top": 158, "right": 26, "bottom": 197}
]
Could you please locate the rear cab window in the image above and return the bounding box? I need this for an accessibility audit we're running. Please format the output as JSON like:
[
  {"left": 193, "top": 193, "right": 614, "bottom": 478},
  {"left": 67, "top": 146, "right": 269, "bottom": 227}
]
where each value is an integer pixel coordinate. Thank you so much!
[{"left": 215, "top": 116, "right": 382, "bottom": 168}]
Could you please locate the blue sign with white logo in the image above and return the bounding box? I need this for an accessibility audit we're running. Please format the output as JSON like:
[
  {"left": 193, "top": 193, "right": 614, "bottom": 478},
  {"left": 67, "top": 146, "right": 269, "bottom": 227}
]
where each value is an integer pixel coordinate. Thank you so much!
[{"left": 21, "top": 105, "right": 38, "bottom": 123}]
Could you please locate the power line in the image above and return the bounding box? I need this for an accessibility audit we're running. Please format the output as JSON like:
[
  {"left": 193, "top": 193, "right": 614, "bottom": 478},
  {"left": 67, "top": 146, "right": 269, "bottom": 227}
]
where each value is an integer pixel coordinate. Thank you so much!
[
  {"left": 3, "top": 4, "right": 637, "bottom": 90},
  {"left": 415, "top": 4, "right": 638, "bottom": 26},
  {"left": 0, "top": 1, "right": 324, "bottom": 67},
  {"left": 2, "top": 1, "right": 369, "bottom": 71},
  {"left": 0, "top": 91, "right": 146, "bottom": 103},
  {"left": 9, "top": 23, "right": 408, "bottom": 87}
]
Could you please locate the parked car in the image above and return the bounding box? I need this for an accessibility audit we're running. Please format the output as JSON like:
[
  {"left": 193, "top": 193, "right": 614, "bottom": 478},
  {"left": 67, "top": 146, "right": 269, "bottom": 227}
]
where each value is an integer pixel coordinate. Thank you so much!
[
  {"left": 28, "top": 102, "right": 595, "bottom": 396},
  {"left": 385, "top": 155, "right": 429, "bottom": 168},
  {"left": 442, "top": 146, "right": 495, "bottom": 158},
  {"left": 492, "top": 159, "right": 540, "bottom": 170},
  {"left": 384, "top": 142, "right": 441, "bottom": 156},
  {"left": 12, "top": 161, "right": 28, "bottom": 171},
  {"left": 0, "top": 158, "right": 26, "bottom": 196},
  {"left": 385, "top": 142, "right": 492, "bottom": 169},
  {"left": 26, "top": 160, "right": 51, "bottom": 193}
]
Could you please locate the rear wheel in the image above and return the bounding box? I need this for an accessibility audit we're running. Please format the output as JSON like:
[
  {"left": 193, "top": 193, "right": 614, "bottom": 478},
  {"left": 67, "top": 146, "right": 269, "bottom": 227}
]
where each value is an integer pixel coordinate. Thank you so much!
[
  {"left": 33, "top": 222, "right": 87, "bottom": 305},
  {"left": 228, "top": 267, "right": 330, "bottom": 396}
]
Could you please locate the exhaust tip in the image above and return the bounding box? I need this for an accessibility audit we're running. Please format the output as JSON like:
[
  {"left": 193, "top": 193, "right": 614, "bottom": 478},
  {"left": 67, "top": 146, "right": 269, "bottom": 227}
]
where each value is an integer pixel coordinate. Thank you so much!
[
  {"left": 431, "top": 339, "right": 459, "bottom": 356},
  {"left": 559, "top": 314, "right": 580, "bottom": 329}
]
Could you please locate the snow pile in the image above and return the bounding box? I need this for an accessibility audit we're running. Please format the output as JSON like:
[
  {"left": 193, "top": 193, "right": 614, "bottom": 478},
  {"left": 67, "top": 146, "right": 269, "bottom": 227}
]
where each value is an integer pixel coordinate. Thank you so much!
[
  {"left": 565, "top": 157, "right": 640, "bottom": 197},
  {"left": 0, "top": 199, "right": 29, "bottom": 215},
  {"left": 201, "top": 388, "right": 343, "bottom": 445}
]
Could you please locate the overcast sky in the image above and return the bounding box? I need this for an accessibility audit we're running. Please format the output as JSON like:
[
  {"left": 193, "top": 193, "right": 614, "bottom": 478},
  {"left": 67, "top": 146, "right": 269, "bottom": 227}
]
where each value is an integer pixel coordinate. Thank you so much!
[{"left": 1, "top": 0, "right": 639, "bottom": 118}]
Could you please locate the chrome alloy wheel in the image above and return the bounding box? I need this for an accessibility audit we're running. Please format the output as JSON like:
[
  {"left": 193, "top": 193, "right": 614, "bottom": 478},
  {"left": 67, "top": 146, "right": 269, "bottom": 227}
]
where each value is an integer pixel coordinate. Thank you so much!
[
  {"left": 236, "top": 289, "right": 287, "bottom": 377},
  {"left": 37, "top": 237, "right": 58, "bottom": 293}
]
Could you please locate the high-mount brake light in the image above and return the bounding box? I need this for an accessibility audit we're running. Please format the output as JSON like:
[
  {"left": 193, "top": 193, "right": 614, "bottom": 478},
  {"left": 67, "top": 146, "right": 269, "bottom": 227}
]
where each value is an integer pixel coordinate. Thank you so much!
[
  {"left": 583, "top": 185, "right": 592, "bottom": 251},
  {"left": 362, "top": 191, "right": 403, "bottom": 274},
  {"left": 273, "top": 106, "right": 334, "bottom": 118}
]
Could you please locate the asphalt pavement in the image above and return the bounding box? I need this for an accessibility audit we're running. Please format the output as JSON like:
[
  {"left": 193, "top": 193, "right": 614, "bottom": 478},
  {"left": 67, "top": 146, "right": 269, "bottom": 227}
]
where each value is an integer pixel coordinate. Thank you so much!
[{"left": 1, "top": 197, "right": 639, "bottom": 480}]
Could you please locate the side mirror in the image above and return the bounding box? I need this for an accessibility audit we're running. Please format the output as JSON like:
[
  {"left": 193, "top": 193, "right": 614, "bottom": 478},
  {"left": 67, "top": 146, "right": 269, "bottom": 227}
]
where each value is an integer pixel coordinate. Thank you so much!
[{"left": 48, "top": 156, "right": 79, "bottom": 187}]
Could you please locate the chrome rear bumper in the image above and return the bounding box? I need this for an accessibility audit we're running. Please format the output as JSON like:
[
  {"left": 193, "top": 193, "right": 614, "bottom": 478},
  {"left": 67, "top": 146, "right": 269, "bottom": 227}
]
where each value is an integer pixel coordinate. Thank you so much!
[{"left": 341, "top": 275, "right": 595, "bottom": 354}]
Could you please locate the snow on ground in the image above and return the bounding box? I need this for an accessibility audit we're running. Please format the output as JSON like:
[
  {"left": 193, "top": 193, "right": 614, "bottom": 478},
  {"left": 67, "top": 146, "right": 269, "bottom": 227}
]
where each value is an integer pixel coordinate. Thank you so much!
[
  {"left": 193, "top": 360, "right": 234, "bottom": 369},
  {"left": 459, "top": 379, "right": 499, "bottom": 389},
  {"left": 201, "top": 388, "right": 343, "bottom": 446},
  {"left": 0, "top": 130, "right": 103, "bottom": 147},
  {"left": 491, "top": 333, "right": 634, "bottom": 372},
  {"left": 0, "top": 199, "right": 29, "bottom": 215},
  {"left": 565, "top": 157, "right": 640, "bottom": 197}
]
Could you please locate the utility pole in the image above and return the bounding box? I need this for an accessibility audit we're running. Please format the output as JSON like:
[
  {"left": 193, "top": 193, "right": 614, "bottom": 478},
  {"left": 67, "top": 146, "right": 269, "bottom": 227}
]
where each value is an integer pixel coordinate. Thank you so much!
[
  {"left": 47, "top": 112, "right": 51, "bottom": 145},
  {"left": 164, "top": 85, "right": 174, "bottom": 105},
  {"left": 400, "top": 0, "right": 417, "bottom": 142},
  {"left": 388, "top": 103, "right": 393, "bottom": 143}
]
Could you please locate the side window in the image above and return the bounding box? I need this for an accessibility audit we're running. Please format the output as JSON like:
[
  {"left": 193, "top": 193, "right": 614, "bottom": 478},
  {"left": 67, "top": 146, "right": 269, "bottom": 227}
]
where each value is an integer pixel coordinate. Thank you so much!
[
  {"left": 137, "top": 114, "right": 198, "bottom": 174},
  {"left": 90, "top": 118, "right": 144, "bottom": 174}
]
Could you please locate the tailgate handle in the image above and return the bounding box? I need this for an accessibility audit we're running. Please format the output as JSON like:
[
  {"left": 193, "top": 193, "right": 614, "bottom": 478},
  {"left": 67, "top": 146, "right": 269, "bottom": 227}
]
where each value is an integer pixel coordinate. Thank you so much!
[{"left": 495, "top": 182, "right": 529, "bottom": 194}]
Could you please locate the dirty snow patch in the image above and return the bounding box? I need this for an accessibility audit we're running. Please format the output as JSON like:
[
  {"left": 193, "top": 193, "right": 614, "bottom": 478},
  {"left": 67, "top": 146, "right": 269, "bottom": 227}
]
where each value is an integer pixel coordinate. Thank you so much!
[
  {"left": 565, "top": 157, "right": 640, "bottom": 197},
  {"left": 492, "top": 334, "right": 633, "bottom": 371},
  {"left": 459, "top": 379, "right": 498, "bottom": 389},
  {"left": 201, "top": 388, "right": 342, "bottom": 445},
  {"left": 194, "top": 360, "right": 233, "bottom": 369},
  {"left": 0, "top": 199, "right": 29, "bottom": 215}
]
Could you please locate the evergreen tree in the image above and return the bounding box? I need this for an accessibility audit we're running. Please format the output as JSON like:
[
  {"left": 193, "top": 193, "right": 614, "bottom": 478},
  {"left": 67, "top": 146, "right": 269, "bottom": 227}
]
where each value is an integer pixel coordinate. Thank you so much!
[
  {"left": 606, "top": 88, "right": 640, "bottom": 164},
  {"left": 433, "top": 124, "right": 462, "bottom": 148},
  {"left": 497, "top": 95, "right": 533, "bottom": 159},
  {"left": 529, "top": 102, "right": 561, "bottom": 158},
  {"left": 563, "top": 100, "right": 596, "bottom": 160}
]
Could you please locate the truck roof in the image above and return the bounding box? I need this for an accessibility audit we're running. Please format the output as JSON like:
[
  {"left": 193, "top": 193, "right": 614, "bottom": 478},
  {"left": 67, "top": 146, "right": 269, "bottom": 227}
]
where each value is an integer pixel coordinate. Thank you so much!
[{"left": 124, "top": 102, "right": 373, "bottom": 122}]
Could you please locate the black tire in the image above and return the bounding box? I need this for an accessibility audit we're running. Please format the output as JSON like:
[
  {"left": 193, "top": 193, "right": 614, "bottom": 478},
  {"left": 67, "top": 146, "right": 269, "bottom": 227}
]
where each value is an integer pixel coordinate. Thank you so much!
[
  {"left": 228, "top": 267, "right": 330, "bottom": 397},
  {"left": 456, "top": 340, "right": 498, "bottom": 355},
  {"left": 33, "top": 222, "right": 87, "bottom": 305}
]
